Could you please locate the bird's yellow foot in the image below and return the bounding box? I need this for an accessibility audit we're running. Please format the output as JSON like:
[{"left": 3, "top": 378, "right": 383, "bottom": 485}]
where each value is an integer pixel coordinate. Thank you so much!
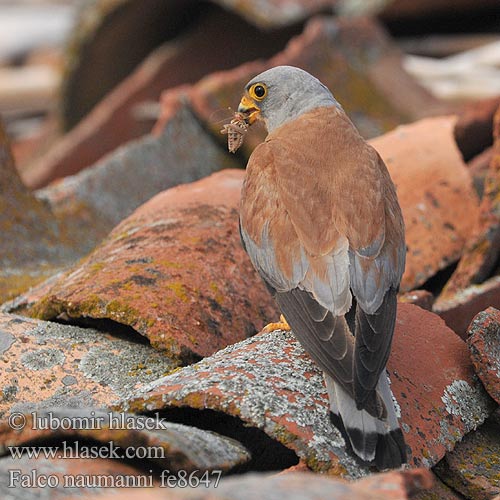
[{"left": 262, "top": 314, "right": 291, "bottom": 332}]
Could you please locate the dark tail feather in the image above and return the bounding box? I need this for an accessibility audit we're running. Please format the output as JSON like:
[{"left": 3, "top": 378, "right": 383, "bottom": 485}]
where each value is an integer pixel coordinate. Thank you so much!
[
  {"left": 325, "top": 373, "right": 407, "bottom": 470},
  {"left": 374, "top": 428, "right": 407, "bottom": 470}
]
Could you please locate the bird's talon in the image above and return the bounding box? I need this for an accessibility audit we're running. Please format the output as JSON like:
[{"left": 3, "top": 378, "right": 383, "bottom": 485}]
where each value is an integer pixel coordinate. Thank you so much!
[{"left": 262, "top": 314, "right": 291, "bottom": 332}]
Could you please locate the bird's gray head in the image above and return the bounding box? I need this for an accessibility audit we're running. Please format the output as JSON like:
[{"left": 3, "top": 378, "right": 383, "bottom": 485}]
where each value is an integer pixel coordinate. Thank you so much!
[{"left": 238, "top": 66, "right": 340, "bottom": 133}]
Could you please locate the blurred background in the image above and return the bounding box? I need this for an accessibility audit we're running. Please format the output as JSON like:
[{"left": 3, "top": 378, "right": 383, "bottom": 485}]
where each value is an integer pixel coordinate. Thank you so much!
[
  {"left": 1, "top": 0, "right": 499, "bottom": 186},
  {"left": 0, "top": 0, "right": 499, "bottom": 310}
]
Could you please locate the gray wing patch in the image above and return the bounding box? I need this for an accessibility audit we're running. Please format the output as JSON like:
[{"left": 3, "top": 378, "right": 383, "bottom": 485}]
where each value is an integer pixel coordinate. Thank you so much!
[
  {"left": 240, "top": 223, "right": 308, "bottom": 292},
  {"left": 349, "top": 239, "right": 405, "bottom": 315},
  {"left": 241, "top": 220, "right": 352, "bottom": 317},
  {"left": 300, "top": 237, "right": 352, "bottom": 316},
  {"left": 355, "top": 224, "right": 385, "bottom": 259}
]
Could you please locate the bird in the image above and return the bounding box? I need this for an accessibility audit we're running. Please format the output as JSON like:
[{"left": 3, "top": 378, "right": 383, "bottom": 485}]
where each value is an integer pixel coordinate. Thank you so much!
[{"left": 236, "top": 65, "right": 407, "bottom": 470}]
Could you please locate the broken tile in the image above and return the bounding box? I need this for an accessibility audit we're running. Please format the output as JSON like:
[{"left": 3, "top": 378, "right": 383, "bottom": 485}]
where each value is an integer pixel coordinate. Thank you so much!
[
  {"left": 0, "top": 312, "right": 177, "bottom": 418},
  {"left": 353, "top": 468, "right": 434, "bottom": 499},
  {"left": 160, "top": 16, "right": 444, "bottom": 153},
  {"left": 434, "top": 411, "right": 500, "bottom": 500},
  {"left": 278, "top": 462, "right": 311, "bottom": 474},
  {"left": 437, "top": 105, "right": 500, "bottom": 305},
  {"left": 79, "top": 469, "right": 434, "bottom": 500},
  {"left": 25, "top": 9, "right": 300, "bottom": 189},
  {"left": 371, "top": 116, "right": 480, "bottom": 291},
  {"left": 59, "top": 0, "right": 327, "bottom": 131},
  {"left": 120, "top": 304, "right": 495, "bottom": 475},
  {"left": 467, "top": 307, "right": 500, "bottom": 404},
  {"left": 190, "top": 469, "right": 432, "bottom": 500},
  {"left": 434, "top": 275, "right": 500, "bottom": 338},
  {"left": 60, "top": 0, "right": 170, "bottom": 131},
  {"left": 0, "top": 408, "right": 250, "bottom": 474},
  {"left": 454, "top": 96, "right": 499, "bottom": 161},
  {"left": 29, "top": 170, "right": 278, "bottom": 361},
  {"left": 0, "top": 121, "right": 83, "bottom": 303},
  {"left": 122, "top": 328, "right": 367, "bottom": 476},
  {"left": 390, "top": 306, "right": 495, "bottom": 468},
  {"left": 412, "top": 472, "right": 464, "bottom": 500},
  {"left": 36, "top": 103, "right": 239, "bottom": 238}
]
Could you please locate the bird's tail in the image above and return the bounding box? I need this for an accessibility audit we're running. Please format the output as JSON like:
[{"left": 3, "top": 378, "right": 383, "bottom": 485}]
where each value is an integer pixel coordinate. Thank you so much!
[{"left": 325, "top": 373, "right": 406, "bottom": 470}]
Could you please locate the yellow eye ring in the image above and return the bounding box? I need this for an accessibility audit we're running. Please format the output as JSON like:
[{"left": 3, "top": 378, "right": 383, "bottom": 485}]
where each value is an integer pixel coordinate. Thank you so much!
[{"left": 249, "top": 83, "right": 267, "bottom": 101}]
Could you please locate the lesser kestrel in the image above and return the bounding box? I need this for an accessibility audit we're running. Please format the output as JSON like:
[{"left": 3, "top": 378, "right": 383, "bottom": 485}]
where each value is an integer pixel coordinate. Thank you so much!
[{"left": 237, "top": 66, "right": 407, "bottom": 469}]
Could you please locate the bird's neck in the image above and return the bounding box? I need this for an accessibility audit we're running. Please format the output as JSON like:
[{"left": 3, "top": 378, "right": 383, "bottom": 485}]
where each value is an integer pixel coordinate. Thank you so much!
[{"left": 265, "top": 97, "right": 341, "bottom": 133}]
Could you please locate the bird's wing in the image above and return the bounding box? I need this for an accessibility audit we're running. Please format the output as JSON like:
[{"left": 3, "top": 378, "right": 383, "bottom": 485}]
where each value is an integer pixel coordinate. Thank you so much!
[
  {"left": 348, "top": 154, "right": 406, "bottom": 408},
  {"left": 240, "top": 106, "right": 405, "bottom": 414}
]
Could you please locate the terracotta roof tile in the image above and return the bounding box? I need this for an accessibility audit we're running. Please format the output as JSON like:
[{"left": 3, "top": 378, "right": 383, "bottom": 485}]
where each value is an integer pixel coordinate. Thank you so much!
[
  {"left": 434, "top": 276, "right": 500, "bottom": 338},
  {"left": 28, "top": 170, "right": 278, "bottom": 361},
  {"left": 0, "top": 408, "right": 250, "bottom": 473},
  {"left": 159, "top": 17, "right": 444, "bottom": 150},
  {"left": 0, "top": 312, "right": 177, "bottom": 416},
  {"left": 120, "top": 304, "right": 495, "bottom": 474},
  {"left": 467, "top": 307, "right": 500, "bottom": 404},
  {"left": 37, "top": 104, "right": 239, "bottom": 239},
  {"left": 436, "top": 105, "right": 500, "bottom": 330},
  {"left": 434, "top": 410, "right": 500, "bottom": 500},
  {"left": 371, "top": 116, "right": 480, "bottom": 292},
  {"left": 0, "top": 121, "right": 84, "bottom": 302},
  {"left": 76, "top": 469, "right": 435, "bottom": 500}
]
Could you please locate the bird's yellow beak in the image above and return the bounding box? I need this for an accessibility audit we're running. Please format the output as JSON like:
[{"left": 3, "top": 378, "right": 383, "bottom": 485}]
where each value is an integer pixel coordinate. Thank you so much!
[{"left": 238, "top": 95, "right": 260, "bottom": 125}]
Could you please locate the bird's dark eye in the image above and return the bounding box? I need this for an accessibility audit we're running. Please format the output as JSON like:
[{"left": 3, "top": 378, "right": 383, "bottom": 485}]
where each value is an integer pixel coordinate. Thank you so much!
[
  {"left": 254, "top": 85, "right": 265, "bottom": 98},
  {"left": 250, "top": 83, "right": 267, "bottom": 100}
]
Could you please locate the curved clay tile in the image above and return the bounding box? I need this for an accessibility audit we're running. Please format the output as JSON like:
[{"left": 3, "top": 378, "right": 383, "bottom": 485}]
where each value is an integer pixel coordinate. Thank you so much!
[
  {"left": 370, "top": 116, "right": 480, "bottom": 292},
  {"left": 467, "top": 307, "right": 500, "bottom": 404},
  {"left": 29, "top": 170, "right": 278, "bottom": 361},
  {"left": 0, "top": 312, "right": 177, "bottom": 416},
  {"left": 434, "top": 412, "right": 500, "bottom": 500},
  {"left": 0, "top": 122, "right": 82, "bottom": 302},
  {"left": 120, "top": 304, "right": 495, "bottom": 475},
  {"left": 0, "top": 408, "right": 250, "bottom": 474}
]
